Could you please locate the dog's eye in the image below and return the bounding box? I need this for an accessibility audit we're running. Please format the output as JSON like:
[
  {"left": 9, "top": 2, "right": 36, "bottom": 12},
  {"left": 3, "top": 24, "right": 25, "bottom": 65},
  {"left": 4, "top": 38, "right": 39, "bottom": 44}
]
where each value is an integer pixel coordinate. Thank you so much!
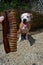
[{"left": 27, "top": 16, "right": 29, "bottom": 18}]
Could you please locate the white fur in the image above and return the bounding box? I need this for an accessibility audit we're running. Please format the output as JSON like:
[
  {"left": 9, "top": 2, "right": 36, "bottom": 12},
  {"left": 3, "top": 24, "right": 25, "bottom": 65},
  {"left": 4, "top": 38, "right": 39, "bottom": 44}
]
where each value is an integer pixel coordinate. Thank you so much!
[
  {"left": 22, "top": 25, "right": 27, "bottom": 30},
  {"left": 18, "top": 34, "right": 21, "bottom": 42}
]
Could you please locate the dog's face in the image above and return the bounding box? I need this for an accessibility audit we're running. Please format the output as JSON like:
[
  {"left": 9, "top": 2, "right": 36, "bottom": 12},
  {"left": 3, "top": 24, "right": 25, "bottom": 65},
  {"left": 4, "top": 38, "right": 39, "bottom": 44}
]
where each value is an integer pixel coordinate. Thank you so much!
[{"left": 21, "top": 13, "right": 32, "bottom": 24}]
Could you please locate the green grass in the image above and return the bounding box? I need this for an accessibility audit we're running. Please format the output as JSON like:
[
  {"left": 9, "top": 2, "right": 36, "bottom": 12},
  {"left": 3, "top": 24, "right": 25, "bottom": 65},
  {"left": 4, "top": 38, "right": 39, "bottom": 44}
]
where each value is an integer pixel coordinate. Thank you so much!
[{"left": 0, "top": 1, "right": 31, "bottom": 12}]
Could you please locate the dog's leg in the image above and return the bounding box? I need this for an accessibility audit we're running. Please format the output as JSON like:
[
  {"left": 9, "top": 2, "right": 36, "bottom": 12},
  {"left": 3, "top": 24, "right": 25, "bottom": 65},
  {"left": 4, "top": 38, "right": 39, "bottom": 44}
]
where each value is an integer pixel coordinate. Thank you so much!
[
  {"left": 26, "top": 33, "right": 28, "bottom": 40},
  {"left": 26, "top": 32, "right": 30, "bottom": 40},
  {"left": 21, "top": 33, "right": 26, "bottom": 40},
  {"left": 18, "top": 34, "right": 21, "bottom": 42}
]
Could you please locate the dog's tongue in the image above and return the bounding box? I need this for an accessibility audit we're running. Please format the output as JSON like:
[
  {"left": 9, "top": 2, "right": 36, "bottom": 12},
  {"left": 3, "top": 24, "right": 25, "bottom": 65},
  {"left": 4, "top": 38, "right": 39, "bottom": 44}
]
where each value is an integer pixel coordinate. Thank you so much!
[
  {"left": 24, "top": 22, "right": 28, "bottom": 25},
  {"left": 24, "top": 24, "right": 27, "bottom": 27}
]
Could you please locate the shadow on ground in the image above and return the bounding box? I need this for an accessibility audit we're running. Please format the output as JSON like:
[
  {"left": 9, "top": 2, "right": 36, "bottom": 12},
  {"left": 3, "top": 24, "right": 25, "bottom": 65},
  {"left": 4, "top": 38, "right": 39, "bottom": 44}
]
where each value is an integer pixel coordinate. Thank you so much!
[
  {"left": 32, "top": 63, "right": 36, "bottom": 65},
  {"left": 21, "top": 34, "right": 36, "bottom": 46},
  {"left": 28, "top": 34, "right": 36, "bottom": 46}
]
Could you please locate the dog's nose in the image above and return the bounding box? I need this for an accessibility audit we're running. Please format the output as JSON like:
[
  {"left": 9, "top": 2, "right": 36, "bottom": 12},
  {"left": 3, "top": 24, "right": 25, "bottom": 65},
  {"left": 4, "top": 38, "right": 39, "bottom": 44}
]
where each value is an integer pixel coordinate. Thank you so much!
[
  {"left": 23, "top": 19, "right": 27, "bottom": 22},
  {"left": 23, "top": 19, "right": 27, "bottom": 24}
]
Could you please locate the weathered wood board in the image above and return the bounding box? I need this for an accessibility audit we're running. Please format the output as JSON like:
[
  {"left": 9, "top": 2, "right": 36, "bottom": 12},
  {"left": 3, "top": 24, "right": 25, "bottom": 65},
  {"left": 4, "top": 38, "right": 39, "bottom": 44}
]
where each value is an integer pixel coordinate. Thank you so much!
[{"left": 1, "top": 9, "right": 17, "bottom": 53}]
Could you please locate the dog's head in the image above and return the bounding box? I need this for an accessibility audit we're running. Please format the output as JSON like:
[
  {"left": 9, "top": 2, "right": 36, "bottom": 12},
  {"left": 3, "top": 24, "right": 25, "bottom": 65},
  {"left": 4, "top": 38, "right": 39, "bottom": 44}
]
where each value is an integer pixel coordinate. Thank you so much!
[{"left": 21, "top": 13, "right": 32, "bottom": 24}]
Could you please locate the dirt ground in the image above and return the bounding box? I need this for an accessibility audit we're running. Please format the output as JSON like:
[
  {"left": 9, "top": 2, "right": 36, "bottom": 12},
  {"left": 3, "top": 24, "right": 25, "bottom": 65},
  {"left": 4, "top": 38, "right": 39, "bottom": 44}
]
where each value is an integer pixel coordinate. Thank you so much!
[{"left": 0, "top": 24, "right": 43, "bottom": 65}]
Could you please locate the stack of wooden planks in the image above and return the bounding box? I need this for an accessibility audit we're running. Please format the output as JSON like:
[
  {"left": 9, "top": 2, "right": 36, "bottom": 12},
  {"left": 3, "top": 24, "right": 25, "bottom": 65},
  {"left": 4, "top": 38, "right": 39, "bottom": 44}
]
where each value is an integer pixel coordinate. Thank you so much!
[{"left": 1, "top": 9, "right": 17, "bottom": 53}]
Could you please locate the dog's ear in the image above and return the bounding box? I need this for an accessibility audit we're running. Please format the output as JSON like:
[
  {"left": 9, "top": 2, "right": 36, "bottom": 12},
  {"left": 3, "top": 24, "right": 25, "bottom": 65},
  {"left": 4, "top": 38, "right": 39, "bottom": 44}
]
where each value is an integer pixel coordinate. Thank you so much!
[
  {"left": 21, "top": 14, "right": 23, "bottom": 22},
  {"left": 30, "top": 13, "right": 33, "bottom": 19},
  {"left": 28, "top": 13, "right": 33, "bottom": 18}
]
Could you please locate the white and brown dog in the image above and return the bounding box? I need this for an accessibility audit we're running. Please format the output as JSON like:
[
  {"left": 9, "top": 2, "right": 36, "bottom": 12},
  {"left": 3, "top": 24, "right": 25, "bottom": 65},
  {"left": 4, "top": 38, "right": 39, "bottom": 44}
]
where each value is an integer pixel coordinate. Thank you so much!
[{"left": 18, "top": 13, "right": 32, "bottom": 42}]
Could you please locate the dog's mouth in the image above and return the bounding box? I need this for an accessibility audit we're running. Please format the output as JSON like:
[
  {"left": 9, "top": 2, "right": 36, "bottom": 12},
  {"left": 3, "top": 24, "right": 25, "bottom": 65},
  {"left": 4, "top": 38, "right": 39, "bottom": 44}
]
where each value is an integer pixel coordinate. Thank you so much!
[{"left": 23, "top": 19, "right": 28, "bottom": 25}]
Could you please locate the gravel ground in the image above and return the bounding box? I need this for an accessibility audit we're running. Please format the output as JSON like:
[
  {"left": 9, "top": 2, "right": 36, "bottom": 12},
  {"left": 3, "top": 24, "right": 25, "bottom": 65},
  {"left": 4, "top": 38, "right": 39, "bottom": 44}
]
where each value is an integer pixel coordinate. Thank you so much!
[{"left": 0, "top": 24, "right": 43, "bottom": 65}]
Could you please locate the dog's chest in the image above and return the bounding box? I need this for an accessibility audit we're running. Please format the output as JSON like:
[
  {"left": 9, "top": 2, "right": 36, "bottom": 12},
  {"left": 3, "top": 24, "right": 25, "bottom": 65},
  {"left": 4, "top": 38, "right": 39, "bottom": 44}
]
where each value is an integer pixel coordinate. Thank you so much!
[
  {"left": 20, "top": 22, "right": 28, "bottom": 33},
  {"left": 22, "top": 24, "right": 28, "bottom": 33}
]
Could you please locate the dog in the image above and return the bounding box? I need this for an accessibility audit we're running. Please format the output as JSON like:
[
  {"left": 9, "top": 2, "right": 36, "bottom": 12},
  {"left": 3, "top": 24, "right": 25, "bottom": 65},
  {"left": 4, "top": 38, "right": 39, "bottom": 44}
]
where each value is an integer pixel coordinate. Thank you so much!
[{"left": 17, "top": 13, "right": 33, "bottom": 42}]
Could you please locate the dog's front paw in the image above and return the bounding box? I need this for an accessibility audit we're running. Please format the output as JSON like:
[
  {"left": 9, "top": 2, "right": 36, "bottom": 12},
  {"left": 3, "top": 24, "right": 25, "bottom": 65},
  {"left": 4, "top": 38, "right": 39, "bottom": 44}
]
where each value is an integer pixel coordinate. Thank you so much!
[
  {"left": 17, "top": 35, "right": 21, "bottom": 42},
  {"left": 26, "top": 33, "right": 30, "bottom": 40},
  {"left": 19, "top": 37, "right": 21, "bottom": 41}
]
